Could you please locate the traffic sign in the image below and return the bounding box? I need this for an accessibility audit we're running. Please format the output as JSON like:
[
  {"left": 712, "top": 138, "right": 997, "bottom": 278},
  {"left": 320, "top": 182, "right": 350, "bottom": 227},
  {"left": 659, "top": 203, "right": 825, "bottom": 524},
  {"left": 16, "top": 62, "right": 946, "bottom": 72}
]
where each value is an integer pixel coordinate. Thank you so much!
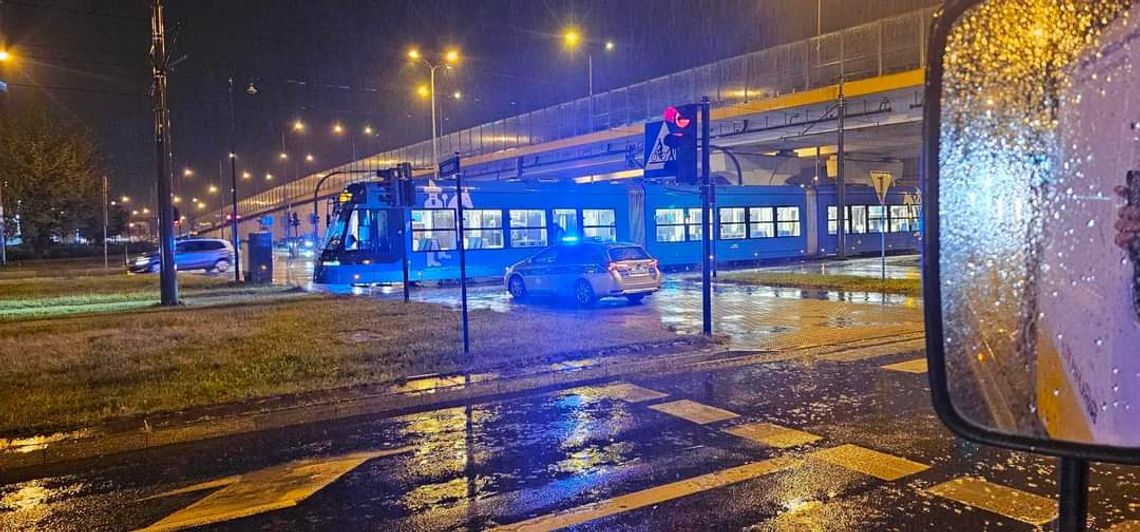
[
  {"left": 870, "top": 171, "right": 894, "bottom": 205},
  {"left": 439, "top": 155, "right": 460, "bottom": 177},
  {"left": 644, "top": 104, "right": 698, "bottom": 183}
]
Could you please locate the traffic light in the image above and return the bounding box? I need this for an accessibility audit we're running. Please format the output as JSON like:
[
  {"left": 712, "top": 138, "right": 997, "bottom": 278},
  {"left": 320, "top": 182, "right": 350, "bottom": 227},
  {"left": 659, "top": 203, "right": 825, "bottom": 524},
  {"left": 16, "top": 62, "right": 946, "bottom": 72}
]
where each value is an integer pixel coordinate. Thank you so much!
[
  {"left": 663, "top": 104, "right": 698, "bottom": 183},
  {"left": 397, "top": 162, "right": 415, "bottom": 207},
  {"left": 376, "top": 168, "right": 398, "bottom": 205},
  {"left": 290, "top": 212, "right": 301, "bottom": 228}
]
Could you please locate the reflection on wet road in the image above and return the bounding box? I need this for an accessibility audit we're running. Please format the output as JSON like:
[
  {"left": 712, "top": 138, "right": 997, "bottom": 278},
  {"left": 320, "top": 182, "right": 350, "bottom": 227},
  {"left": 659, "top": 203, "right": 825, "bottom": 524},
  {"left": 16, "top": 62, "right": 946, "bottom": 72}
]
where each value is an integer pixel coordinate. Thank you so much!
[
  {"left": 275, "top": 253, "right": 924, "bottom": 348},
  {"left": 6, "top": 340, "right": 1140, "bottom": 530}
]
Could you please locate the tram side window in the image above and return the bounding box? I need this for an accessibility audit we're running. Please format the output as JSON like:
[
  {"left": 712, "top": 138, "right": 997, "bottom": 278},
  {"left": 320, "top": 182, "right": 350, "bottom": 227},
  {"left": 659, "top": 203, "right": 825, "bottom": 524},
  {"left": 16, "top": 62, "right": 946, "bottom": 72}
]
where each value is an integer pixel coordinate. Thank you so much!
[
  {"left": 553, "top": 209, "right": 578, "bottom": 241},
  {"left": 583, "top": 209, "right": 616, "bottom": 241},
  {"left": 411, "top": 209, "right": 457, "bottom": 251},
  {"left": 850, "top": 205, "right": 868, "bottom": 234},
  {"left": 748, "top": 207, "right": 775, "bottom": 238},
  {"left": 776, "top": 206, "right": 801, "bottom": 237},
  {"left": 510, "top": 209, "right": 547, "bottom": 248},
  {"left": 889, "top": 205, "right": 915, "bottom": 232},
  {"left": 344, "top": 209, "right": 373, "bottom": 251},
  {"left": 686, "top": 208, "right": 703, "bottom": 241},
  {"left": 827, "top": 206, "right": 845, "bottom": 235},
  {"left": 654, "top": 208, "right": 686, "bottom": 243},
  {"left": 463, "top": 209, "right": 504, "bottom": 249},
  {"left": 868, "top": 205, "right": 887, "bottom": 233},
  {"left": 719, "top": 207, "right": 746, "bottom": 240}
]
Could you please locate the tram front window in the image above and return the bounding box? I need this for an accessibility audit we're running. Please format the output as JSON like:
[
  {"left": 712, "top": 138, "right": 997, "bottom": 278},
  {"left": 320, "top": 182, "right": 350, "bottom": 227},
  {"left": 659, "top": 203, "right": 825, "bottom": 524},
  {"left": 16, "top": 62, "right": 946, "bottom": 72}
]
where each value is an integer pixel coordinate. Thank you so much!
[{"left": 345, "top": 209, "right": 372, "bottom": 251}]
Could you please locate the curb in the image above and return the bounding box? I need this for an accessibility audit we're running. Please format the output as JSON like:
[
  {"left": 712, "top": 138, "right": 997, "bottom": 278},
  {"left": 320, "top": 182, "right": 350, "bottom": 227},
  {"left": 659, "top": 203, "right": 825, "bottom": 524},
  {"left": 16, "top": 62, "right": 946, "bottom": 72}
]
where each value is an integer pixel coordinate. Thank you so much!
[
  {"left": 0, "top": 344, "right": 729, "bottom": 472},
  {"left": 0, "top": 327, "right": 925, "bottom": 472}
]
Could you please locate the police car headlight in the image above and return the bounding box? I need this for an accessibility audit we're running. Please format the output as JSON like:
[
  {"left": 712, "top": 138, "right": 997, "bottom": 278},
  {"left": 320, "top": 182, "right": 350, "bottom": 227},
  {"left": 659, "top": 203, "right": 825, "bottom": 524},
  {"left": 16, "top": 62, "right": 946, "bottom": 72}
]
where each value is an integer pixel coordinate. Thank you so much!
[{"left": 134, "top": 257, "right": 150, "bottom": 266}]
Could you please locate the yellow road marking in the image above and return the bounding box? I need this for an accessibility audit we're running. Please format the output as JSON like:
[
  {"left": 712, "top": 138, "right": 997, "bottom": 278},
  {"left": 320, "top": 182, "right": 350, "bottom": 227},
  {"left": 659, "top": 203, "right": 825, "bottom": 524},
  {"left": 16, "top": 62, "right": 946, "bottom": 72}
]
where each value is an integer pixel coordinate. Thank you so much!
[
  {"left": 139, "top": 446, "right": 413, "bottom": 531},
  {"left": 649, "top": 399, "right": 739, "bottom": 424},
  {"left": 726, "top": 422, "right": 821, "bottom": 448},
  {"left": 1108, "top": 521, "right": 1140, "bottom": 531},
  {"left": 809, "top": 444, "right": 929, "bottom": 481},
  {"left": 926, "top": 477, "right": 1057, "bottom": 526},
  {"left": 569, "top": 382, "right": 669, "bottom": 403},
  {"left": 881, "top": 358, "right": 928, "bottom": 374},
  {"left": 490, "top": 455, "right": 801, "bottom": 532}
]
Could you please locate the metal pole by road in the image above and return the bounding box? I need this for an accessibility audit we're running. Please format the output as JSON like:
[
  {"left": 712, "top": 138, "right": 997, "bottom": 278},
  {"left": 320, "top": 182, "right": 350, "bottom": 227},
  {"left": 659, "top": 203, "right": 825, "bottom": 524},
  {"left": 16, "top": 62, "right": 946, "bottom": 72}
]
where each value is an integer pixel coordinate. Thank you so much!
[
  {"left": 1058, "top": 457, "right": 1089, "bottom": 532},
  {"left": 102, "top": 176, "right": 108, "bottom": 270},
  {"left": 700, "top": 97, "right": 712, "bottom": 337},
  {"left": 452, "top": 153, "right": 470, "bottom": 353},
  {"left": 150, "top": 0, "right": 178, "bottom": 305},
  {"left": 227, "top": 76, "right": 241, "bottom": 282},
  {"left": 0, "top": 180, "right": 7, "bottom": 267},
  {"left": 430, "top": 67, "right": 439, "bottom": 180},
  {"left": 836, "top": 80, "right": 848, "bottom": 260}
]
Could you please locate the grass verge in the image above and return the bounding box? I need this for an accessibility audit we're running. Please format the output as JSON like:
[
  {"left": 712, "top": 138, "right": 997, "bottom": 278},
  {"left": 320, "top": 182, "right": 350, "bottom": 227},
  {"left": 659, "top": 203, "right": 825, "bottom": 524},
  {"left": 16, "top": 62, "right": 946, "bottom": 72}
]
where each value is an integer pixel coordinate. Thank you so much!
[
  {"left": 721, "top": 271, "right": 923, "bottom": 296},
  {"left": 0, "top": 296, "right": 697, "bottom": 435}
]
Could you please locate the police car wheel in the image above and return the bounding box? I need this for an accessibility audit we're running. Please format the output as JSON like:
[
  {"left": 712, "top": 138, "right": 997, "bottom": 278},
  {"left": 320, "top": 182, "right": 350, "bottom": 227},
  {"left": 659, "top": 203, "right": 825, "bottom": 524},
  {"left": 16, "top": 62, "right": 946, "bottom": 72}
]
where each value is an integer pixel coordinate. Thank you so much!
[
  {"left": 574, "top": 279, "right": 595, "bottom": 306},
  {"left": 508, "top": 275, "right": 526, "bottom": 299}
]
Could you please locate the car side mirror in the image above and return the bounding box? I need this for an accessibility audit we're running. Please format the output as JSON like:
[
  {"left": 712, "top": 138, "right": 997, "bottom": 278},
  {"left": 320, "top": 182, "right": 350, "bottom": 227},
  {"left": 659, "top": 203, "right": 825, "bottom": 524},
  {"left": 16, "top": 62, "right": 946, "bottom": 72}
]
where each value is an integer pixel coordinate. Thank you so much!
[{"left": 926, "top": 0, "right": 1140, "bottom": 464}]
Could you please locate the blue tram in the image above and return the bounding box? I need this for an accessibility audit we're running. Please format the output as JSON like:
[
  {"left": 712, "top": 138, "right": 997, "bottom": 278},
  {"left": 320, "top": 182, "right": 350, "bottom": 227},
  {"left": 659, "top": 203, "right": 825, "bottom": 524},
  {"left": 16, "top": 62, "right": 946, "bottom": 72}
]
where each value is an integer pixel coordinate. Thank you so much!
[{"left": 313, "top": 180, "right": 921, "bottom": 285}]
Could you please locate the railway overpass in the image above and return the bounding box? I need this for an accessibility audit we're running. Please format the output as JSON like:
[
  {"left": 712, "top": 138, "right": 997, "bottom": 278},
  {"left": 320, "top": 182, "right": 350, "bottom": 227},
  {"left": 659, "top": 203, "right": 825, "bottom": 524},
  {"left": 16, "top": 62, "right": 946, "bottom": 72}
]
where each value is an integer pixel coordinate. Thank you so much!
[{"left": 197, "top": 7, "right": 933, "bottom": 242}]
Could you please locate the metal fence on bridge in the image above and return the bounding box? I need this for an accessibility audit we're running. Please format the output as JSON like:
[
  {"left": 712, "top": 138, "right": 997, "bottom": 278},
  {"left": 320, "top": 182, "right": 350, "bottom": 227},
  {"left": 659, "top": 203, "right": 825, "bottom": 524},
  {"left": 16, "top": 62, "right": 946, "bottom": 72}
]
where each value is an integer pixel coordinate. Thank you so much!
[{"left": 202, "top": 7, "right": 935, "bottom": 233}]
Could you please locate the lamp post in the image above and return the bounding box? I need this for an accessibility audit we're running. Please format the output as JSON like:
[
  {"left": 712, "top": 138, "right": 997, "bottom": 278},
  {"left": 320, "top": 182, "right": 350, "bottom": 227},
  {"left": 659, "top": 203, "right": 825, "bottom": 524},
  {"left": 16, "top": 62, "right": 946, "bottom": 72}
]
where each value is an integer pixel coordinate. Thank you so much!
[
  {"left": 562, "top": 28, "right": 615, "bottom": 130},
  {"left": 408, "top": 48, "right": 459, "bottom": 178}
]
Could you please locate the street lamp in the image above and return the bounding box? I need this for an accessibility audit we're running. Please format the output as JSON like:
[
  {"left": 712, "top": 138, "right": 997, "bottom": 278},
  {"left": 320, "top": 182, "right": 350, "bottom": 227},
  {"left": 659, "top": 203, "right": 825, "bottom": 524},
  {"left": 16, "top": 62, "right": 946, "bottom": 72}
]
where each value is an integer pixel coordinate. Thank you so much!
[
  {"left": 120, "top": 195, "right": 131, "bottom": 204},
  {"left": 183, "top": 168, "right": 193, "bottom": 177},
  {"left": 241, "top": 171, "right": 251, "bottom": 180},
  {"left": 305, "top": 154, "right": 314, "bottom": 163},
  {"left": 292, "top": 119, "right": 304, "bottom": 132},
  {"left": 265, "top": 173, "right": 273, "bottom": 181},
  {"left": 562, "top": 28, "right": 615, "bottom": 128},
  {"left": 0, "top": 50, "right": 10, "bottom": 63},
  {"left": 208, "top": 184, "right": 218, "bottom": 194},
  {"left": 408, "top": 47, "right": 460, "bottom": 178}
]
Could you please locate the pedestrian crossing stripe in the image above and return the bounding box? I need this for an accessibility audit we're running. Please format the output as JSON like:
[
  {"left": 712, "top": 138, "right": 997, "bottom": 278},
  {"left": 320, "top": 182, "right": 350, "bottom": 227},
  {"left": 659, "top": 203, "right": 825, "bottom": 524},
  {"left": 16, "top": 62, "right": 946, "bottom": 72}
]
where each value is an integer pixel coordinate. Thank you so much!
[
  {"left": 881, "top": 358, "right": 928, "bottom": 373},
  {"left": 649, "top": 399, "right": 740, "bottom": 424},
  {"left": 926, "top": 476, "right": 1057, "bottom": 526},
  {"left": 808, "top": 444, "right": 929, "bottom": 481},
  {"left": 725, "top": 422, "right": 822, "bottom": 448},
  {"left": 489, "top": 455, "right": 801, "bottom": 532},
  {"left": 568, "top": 382, "right": 669, "bottom": 403}
]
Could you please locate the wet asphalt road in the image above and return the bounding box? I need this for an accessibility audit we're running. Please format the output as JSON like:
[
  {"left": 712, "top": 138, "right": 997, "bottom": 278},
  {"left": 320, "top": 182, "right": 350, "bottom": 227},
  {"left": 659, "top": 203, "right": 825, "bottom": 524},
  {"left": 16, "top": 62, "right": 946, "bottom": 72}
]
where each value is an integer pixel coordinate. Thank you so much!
[
  {"left": 5, "top": 341, "right": 1140, "bottom": 530},
  {"left": 3, "top": 255, "right": 1139, "bottom": 530}
]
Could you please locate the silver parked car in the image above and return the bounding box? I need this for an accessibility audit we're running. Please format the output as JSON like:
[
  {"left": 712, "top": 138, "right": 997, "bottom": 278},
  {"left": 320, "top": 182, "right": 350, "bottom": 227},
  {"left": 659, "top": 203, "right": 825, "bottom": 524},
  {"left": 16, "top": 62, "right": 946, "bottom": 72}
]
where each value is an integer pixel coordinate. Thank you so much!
[
  {"left": 129, "top": 238, "right": 235, "bottom": 274},
  {"left": 504, "top": 241, "right": 662, "bottom": 306}
]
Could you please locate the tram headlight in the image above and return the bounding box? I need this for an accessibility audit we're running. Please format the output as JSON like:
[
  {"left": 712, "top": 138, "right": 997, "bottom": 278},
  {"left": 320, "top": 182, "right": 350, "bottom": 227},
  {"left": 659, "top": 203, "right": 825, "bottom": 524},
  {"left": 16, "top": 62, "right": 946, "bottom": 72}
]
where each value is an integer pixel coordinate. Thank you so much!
[{"left": 322, "top": 260, "right": 340, "bottom": 267}]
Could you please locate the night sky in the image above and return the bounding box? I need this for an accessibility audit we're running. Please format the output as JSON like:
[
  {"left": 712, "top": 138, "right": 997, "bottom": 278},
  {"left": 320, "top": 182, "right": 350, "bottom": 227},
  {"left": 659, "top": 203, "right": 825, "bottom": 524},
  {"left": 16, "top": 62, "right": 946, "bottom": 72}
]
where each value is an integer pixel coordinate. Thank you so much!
[{"left": 1, "top": 0, "right": 939, "bottom": 209}]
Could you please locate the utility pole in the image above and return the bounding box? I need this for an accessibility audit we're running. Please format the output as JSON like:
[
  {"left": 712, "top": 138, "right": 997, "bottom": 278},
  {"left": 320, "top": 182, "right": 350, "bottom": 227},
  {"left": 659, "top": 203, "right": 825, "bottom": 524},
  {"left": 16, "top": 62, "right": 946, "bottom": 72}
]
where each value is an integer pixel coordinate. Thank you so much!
[
  {"left": 0, "top": 180, "right": 7, "bottom": 267},
  {"left": 150, "top": 0, "right": 178, "bottom": 305},
  {"left": 836, "top": 80, "right": 847, "bottom": 260},
  {"left": 228, "top": 76, "right": 241, "bottom": 282},
  {"left": 102, "top": 176, "right": 108, "bottom": 270}
]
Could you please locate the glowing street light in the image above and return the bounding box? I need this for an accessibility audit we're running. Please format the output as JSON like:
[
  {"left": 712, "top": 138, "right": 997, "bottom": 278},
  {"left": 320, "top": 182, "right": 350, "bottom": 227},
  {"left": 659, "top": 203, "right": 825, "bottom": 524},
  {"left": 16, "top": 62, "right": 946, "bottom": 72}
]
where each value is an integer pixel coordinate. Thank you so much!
[
  {"left": 142, "top": 207, "right": 151, "bottom": 214},
  {"left": 120, "top": 195, "right": 131, "bottom": 204},
  {"left": 305, "top": 154, "right": 315, "bottom": 163},
  {"left": 292, "top": 119, "right": 305, "bottom": 132},
  {"left": 0, "top": 50, "right": 10, "bottom": 63},
  {"left": 265, "top": 173, "right": 273, "bottom": 181},
  {"left": 605, "top": 40, "right": 615, "bottom": 51},
  {"left": 208, "top": 185, "right": 219, "bottom": 194},
  {"left": 241, "top": 171, "right": 251, "bottom": 180},
  {"left": 563, "top": 29, "right": 581, "bottom": 48},
  {"left": 173, "top": 196, "right": 181, "bottom": 204},
  {"left": 452, "top": 90, "right": 462, "bottom": 100},
  {"left": 363, "top": 125, "right": 374, "bottom": 135},
  {"left": 183, "top": 168, "right": 193, "bottom": 177},
  {"left": 279, "top": 152, "right": 288, "bottom": 160},
  {"left": 333, "top": 123, "right": 344, "bottom": 134},
  {"left": 407, "top": 47, "right": 462, "bottom": 178}
]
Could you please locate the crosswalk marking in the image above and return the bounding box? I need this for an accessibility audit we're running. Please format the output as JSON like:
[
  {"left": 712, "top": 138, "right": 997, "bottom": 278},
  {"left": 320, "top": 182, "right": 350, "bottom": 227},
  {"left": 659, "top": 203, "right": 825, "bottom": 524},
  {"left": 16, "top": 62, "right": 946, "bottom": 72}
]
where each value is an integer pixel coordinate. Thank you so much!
[
  {"left": 926, "top": 477, "right": 1057, "bottom": 526},
  {"left": 881, "top": 358, "right": 928, "bottom": 373},
  {"left": 569, "top": 382, "right": 669, "bottom": 403},
  {"left": 725, "top": 422, "right": 821, "bottom": 448},
  {"left": 817, "top": 339, "right": 927, "bottom": 362},
  {"left": 141, "top": 447, "right": 413, "bottom": 531},
  {"left": 649, "top": 399, "right": 740, "bottom": 424},
  {"left": 809, "top": 444, "right": 929, "bottom": 481},
  {"left": 489, "top": 455, "right": 801, "bottom": 532}
]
